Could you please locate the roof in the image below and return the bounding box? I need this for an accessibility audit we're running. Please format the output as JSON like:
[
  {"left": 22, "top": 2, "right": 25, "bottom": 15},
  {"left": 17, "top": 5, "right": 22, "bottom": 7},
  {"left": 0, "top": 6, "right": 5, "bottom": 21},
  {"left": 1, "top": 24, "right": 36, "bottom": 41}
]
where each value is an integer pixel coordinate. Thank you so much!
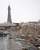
[{"left": 0, "top": 23, "right": 17, "bottom": 27}]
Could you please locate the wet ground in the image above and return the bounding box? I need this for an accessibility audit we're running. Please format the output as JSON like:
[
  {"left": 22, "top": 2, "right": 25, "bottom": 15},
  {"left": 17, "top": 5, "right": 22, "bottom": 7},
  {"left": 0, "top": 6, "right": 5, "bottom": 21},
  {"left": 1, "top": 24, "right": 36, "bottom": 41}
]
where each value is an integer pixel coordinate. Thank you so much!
[
  {"left": 0, "top": 34, "right": 39, "bottom": 50},
  {"left": 0, "top": 36, "right": 22, "bottom": 50},
  {"left": 0, "top": 37, "right": 8, "bottom": 50}
]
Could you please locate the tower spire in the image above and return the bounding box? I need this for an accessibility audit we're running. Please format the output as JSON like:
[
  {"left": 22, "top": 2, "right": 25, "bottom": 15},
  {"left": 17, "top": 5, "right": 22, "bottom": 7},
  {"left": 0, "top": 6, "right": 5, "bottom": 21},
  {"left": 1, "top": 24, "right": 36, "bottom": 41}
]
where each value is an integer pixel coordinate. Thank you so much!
[{"left": 7, "top": 5, "right": 12, "bottom": 23}]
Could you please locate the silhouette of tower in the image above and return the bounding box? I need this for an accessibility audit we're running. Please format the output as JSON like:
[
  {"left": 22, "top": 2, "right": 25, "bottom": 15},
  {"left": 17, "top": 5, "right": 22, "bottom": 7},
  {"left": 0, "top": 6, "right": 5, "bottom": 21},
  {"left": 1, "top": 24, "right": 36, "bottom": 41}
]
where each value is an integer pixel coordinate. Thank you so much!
[{"left": 7, "top": 5, "right": 12, "bottom": 23}]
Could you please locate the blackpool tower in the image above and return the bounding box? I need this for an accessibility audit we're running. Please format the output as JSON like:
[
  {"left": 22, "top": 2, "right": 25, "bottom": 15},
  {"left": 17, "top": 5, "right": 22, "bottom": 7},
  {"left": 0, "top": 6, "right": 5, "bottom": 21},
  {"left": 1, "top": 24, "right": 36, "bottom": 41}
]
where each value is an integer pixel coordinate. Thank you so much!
[{"left": 7, "top": 5, "right": 12, "bottom": 23}]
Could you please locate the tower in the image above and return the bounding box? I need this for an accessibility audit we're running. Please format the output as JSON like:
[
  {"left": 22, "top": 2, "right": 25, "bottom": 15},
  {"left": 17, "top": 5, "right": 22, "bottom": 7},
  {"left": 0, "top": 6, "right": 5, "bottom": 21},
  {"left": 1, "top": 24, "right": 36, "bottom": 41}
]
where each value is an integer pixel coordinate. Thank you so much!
[{"left": 7, "top": 5, "right": 12, "bottom": 23}]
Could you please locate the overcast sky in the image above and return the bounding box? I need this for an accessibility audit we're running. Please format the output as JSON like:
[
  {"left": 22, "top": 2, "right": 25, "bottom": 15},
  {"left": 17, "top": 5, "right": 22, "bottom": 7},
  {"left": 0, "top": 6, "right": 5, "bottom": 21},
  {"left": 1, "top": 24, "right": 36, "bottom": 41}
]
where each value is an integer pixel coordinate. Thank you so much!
[{"left": 0, "top": 0, "right": 40, "bottom": 23}]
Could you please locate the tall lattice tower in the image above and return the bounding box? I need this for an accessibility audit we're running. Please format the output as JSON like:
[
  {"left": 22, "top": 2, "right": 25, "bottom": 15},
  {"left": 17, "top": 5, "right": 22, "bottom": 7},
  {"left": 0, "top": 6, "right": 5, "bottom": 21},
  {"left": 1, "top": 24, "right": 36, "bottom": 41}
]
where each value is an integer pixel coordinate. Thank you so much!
[{"left": 7, "top": 5, "right": 12, "bottom": 23}]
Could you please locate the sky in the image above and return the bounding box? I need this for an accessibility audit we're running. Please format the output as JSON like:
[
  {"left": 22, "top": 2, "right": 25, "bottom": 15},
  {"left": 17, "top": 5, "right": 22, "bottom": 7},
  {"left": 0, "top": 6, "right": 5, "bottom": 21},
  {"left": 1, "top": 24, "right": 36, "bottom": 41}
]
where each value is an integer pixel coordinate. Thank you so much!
[{"left": 0, "top": 0, "right": 40, "bottom": 23}]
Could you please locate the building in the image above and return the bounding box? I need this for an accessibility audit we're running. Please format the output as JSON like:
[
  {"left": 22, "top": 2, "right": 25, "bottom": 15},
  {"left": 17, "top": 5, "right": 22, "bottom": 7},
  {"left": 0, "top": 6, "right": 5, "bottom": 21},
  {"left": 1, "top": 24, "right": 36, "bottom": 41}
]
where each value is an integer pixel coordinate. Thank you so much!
[{"left": 7, "top": 5, "right": 12, "bottom": 24}]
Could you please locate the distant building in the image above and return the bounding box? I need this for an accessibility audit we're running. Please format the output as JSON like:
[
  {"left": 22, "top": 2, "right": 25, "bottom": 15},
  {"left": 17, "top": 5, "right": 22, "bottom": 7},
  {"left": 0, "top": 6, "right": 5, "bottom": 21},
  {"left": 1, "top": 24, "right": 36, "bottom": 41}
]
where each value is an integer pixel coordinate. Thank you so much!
[{"left": 7, "top": 5, "right": 12, "bottom": 24}]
